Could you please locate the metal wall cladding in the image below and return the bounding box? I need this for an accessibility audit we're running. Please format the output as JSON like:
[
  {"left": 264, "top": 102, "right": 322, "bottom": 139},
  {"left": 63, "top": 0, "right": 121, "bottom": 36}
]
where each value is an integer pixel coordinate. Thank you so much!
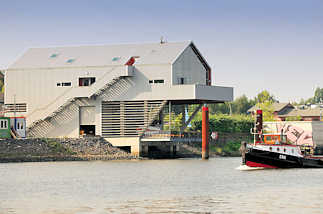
[{"left": 101, "top": 100, "right": 165, "bottom": 137}]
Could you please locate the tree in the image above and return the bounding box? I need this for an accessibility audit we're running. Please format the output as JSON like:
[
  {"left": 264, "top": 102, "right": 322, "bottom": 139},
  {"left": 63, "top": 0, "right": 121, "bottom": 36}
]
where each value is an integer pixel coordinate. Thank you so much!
[
  {"left": 232, "top": 95, "right": 255, "bottom": 114},
  {"left": 255, "top": 101, "right": 275, "bottom": 121},
  {"left": 314, "top": 87, "right": 323, "bottom": 103},
  {"left": 209, "top": 95, "right": 255, "bottom": 115},
  {"left": 253, "top": 90, "right": 277, "bottom": 121},
  {"left": 254, "top": 90, "right": 276, "bottom": 103}
]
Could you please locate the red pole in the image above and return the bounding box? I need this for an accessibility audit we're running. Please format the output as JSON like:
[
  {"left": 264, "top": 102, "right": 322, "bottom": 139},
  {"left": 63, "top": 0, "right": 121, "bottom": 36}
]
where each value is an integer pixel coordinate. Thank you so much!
[{"left": 202, "top": 106, "right": 209, "bottom": 159}]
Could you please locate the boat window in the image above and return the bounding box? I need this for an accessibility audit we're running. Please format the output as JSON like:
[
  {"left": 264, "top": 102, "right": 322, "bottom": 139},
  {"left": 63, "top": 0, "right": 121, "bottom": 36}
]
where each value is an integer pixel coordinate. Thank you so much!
[
  {"left": 277, "top": 147, "right": 280, "bottom": 152},
  {"left": 266, "top": 136, "right": 271, "bottom": 141},
  {"left": 269, "top": 147, "right": 272, "bottom": 151},
  {"left": 283, "top": 148, "right": 286, "bottom": 152}
]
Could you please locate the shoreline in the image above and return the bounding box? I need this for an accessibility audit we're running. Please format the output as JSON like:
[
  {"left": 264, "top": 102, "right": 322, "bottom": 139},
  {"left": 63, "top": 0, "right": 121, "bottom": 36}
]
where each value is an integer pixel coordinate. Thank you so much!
[{"left": 0, "top": 137, "right": 242, "bottom": 163}]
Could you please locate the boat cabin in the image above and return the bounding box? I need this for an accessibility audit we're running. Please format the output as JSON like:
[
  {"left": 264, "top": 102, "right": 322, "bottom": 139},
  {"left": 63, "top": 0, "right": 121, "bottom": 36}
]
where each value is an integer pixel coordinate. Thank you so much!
[{"left": 263, "top": 134, "right": 287, "bottom": 145}]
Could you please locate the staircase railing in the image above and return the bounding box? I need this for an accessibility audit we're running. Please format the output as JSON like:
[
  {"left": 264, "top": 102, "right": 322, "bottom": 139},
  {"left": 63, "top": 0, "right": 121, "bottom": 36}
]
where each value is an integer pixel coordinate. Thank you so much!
[
  {"left": 139, "top": 100, "right": 168, "bottom": 137},
  {"left": 27, "top": 65, "right": 129, "bottom": 124},
  {"left": 27, "top": 65, "right": 132, "bottom": 132}
]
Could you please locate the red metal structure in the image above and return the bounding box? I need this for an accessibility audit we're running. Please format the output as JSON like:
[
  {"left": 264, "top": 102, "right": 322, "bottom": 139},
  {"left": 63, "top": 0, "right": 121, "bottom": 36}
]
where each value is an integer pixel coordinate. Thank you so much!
[
  {"left": 202, "top": 106, "right": 209, "bottom": 159},
  {"left": 255, "top": 109, "right": 263, "bottom": 143}
]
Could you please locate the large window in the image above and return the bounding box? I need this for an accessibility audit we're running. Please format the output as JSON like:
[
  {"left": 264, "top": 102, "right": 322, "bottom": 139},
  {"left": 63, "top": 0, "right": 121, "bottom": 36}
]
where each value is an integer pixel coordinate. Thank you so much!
[{"left": 79, "top": 77, "right": 96, "bottom": 86}]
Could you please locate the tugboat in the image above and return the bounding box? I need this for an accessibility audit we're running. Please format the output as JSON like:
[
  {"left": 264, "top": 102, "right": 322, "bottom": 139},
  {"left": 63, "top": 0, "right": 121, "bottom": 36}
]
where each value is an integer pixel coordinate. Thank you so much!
[{"left": 241, "top": 109, "right": 323, "bottom": 168}]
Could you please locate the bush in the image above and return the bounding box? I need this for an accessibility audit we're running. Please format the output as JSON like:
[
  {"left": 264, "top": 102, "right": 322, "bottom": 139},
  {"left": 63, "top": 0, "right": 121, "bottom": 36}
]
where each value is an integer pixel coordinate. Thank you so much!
[{"left": 191, "top": 114, "right": 254, "bottom": 133}]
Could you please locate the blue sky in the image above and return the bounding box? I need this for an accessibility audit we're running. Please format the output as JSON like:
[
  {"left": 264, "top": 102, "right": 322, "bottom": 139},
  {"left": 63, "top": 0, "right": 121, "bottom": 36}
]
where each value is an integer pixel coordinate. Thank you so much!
[{"left": 1, "top": 0, "right": 323, "bottom": 102}]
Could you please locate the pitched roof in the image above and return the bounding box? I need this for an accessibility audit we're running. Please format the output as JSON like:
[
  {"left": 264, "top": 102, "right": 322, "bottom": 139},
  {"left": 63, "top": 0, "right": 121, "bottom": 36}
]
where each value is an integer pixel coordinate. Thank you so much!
[
  {"left": 247, "top": 103, "right": 294, "bottom": 113},
  {"left": 281, "top": 108, "right": 322, "bottom": 117},
  {"left": 9, "top": 41, "right": 193, "bottom": 70}
]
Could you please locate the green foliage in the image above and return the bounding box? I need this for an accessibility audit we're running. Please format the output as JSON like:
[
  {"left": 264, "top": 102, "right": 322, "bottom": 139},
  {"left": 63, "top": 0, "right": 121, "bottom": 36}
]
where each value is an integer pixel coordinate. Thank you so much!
[
  {"left": 209, "top": 95, "right": 255, "bottom": 115},
  {"left": 0, "top": 74, "right": 3, "bottom": 93},
  {"left": 163, "top": 113, "right": 183, "bottom": 131},
  {"left": 255, "top": 90, "right": 276, "bottom": 103},
  {"left": 222, "top": 141, "right": 241, "bottom": 154},
  {"left": 255, "top": 101, "right": 275, "bottom": 121},
  {"left": 285, "top": 115, "right": 302, "bottom": 121},
  {"left": 47, "top": 140, "right": 74, "bottom": 155},
  {"left": 191, "top": 114, "right": 254, "bottom": 133},
  {"left": 233, "top": 95, "right": 255, "bottom": 115},
  {"left": 314, "top": 87, "right": 323, "bottom": 103}
]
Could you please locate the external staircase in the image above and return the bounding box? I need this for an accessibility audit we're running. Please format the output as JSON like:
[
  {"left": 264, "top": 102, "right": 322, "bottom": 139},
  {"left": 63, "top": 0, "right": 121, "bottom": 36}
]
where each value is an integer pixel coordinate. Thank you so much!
[{"left": 27, "top": 65, "right": 133, "bottom": 138}]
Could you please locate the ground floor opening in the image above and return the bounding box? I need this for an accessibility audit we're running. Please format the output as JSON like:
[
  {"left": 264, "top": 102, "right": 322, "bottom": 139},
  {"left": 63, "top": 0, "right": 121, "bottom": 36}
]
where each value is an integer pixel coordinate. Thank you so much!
[{"left": 80, "top": 125, "right": 95, "bottom": 137}]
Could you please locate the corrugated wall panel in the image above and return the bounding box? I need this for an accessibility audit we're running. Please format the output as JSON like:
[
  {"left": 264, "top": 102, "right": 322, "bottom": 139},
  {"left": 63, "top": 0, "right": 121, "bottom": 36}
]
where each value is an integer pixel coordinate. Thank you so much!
[{"left": 102, "top": 100, "right": 165, "bottom": 137}]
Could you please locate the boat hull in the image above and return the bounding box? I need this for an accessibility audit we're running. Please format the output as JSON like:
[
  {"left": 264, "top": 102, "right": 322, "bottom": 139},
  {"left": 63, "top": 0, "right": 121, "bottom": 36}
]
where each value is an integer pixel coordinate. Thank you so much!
[{"left": 246, "top": 147, "right": 323, "bottom": 168}]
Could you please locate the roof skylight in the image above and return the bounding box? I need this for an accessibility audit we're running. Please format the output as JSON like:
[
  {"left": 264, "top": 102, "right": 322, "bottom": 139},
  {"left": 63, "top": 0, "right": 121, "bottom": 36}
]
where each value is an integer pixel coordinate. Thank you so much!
[
  {"left": 50, "top": 53, "right": 59, "bottom": 58},
  {"left": 66, "top": 59, "right": 75, "bottom": 63},
  {"left": 112, "top": 57, "right": 121, "bottom": 62}
]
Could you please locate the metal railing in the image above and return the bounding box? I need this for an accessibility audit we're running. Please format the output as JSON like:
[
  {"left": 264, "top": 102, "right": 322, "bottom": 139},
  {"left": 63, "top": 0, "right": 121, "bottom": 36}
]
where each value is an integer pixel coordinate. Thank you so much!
[{"left": 141, "top": 130, "right": 202, "bottom": 142}]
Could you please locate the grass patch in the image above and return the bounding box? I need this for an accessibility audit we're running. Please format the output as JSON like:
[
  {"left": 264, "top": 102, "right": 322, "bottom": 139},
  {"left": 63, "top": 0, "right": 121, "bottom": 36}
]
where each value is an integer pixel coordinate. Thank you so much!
[{"left": 47, "top": 140, "right": 76, "bottom": 155}]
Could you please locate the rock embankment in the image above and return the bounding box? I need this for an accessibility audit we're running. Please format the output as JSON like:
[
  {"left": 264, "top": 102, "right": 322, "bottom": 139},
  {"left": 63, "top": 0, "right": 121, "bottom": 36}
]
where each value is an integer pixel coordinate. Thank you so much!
[{"left": 0, "top": 137, "right": 139, "bottom": 163}]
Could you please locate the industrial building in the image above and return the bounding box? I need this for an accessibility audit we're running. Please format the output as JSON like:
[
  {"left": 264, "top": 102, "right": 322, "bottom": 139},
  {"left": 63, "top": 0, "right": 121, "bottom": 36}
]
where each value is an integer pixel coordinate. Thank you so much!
[{"left": 5, "top": 41, "right": 233, "bottom": 155}]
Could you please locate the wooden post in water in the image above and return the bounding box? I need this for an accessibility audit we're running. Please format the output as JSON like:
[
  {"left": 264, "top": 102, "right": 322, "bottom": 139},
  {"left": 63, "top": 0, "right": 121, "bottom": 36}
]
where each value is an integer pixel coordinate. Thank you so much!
[{"left": 202, "top": 105, "right": 209, "bottom": 159}]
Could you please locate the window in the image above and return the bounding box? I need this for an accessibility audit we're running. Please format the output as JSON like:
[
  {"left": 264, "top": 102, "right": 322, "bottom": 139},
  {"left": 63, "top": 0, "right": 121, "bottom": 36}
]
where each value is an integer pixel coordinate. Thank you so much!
[
  {"left": 62, "top": 82, "right": 71, "bottom": 86},
  {"left": 154, "top": 79, "right": 164, "bottom": 84},
  {"left": 79, "top": 77, "right": 96, "bottom": 86},
  {"left": 57, "top": 83, "right": 61, "bottom": 86},
  {"left": 178, "top": 77, "right": 185, "bottom": 85},
  {"left": 0, "top": 119, "right": 8, "bottom": 129},
  {"left": 149, "top": 79, "right": 165, "bottom": 84},
  {"left": 5, "top": 103, "right": 27, "bottom": 112}
]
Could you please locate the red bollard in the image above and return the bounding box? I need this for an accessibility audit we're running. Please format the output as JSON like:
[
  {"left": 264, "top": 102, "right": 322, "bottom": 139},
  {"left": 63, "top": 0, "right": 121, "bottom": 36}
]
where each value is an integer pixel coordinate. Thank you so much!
[{"left": 202, "top": 106, "right": 209, "bottom": 159}]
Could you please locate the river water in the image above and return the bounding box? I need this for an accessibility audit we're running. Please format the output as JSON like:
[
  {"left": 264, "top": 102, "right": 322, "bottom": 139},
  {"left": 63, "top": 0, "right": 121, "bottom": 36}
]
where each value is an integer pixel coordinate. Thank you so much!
[{"left": 1, "top": 157, "right": 323, "bottom": 214}]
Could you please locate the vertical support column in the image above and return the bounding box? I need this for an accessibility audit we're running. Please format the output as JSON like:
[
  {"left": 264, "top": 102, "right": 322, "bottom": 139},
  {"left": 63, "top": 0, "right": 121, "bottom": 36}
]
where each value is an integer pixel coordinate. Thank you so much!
[
  {"left": 181, "top": 105, "right": 186, "bottom": 132},
  {"left": 202, "top": 105, "right": 209, "bottom": 159}
]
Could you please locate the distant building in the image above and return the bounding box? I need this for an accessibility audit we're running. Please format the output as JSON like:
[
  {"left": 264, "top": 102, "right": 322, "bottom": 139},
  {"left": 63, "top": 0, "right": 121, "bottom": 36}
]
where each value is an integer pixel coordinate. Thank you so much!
[
  {"left": 247, "top": 103, "right": 295, "bottom": 121},
  {"left": 5, "top": 41, "right": 233, "bottom": 155},
  {"left": 280, "top": 108, "right": 322, "bottom": 121},
  {"left": 248, "top": 103, "right": 322, "bottom": 121}
]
